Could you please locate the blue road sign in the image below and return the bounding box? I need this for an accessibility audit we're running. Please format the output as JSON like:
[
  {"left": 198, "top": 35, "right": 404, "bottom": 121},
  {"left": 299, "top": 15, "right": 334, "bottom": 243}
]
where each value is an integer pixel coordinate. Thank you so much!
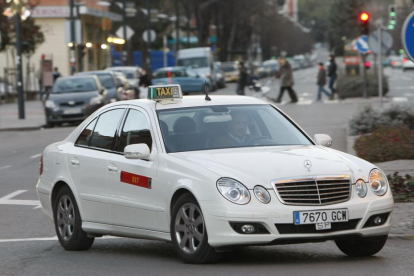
[
  {"left": 402, "top": 11, "right": 414, "bottom": 61},
  {"left": 356, "top": 35, "right": 370, "bottom": 53}
]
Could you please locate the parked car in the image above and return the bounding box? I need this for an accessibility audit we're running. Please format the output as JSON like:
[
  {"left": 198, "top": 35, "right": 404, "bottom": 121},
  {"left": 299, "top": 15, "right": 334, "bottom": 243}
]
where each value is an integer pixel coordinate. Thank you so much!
[
  {"left": 177, "top": 47, "right": 217, "bottom": 91},
  {"left": 106, "top": 66, "right": 141, "bottom": 93},
  {"left": 44, "top": 75, "right": 109, "bottom": 127},
  {"left": 113, "top": 72, "right": 136, "bottom": 100},
  {"left": 390, "top": 55, "right": 404, "bottom": 69},
  {"left": 222, "top": 62, "right": 239, "bottom": 82},
  {"left": 263, "top": 60, "right": 280, "bottom": 77},
  {"left": 76, "top": 71, "right": 122, "bottom": 101},
  {"left": 403, "top": 57, "right": 414, "bottom": 71},
  {"left": 152, "top": 66, "right": 211, "bottom": 95},
  {"left": 214, "top": 62, "right": 226, "bottom": 88}
]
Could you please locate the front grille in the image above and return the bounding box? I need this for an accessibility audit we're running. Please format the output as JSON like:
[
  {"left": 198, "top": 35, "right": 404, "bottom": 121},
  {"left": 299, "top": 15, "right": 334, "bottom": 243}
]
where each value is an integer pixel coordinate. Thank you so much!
[
  {"left": 272, "top": 176, "right": 351, "bottom": 206},
  {"left": 60, "top": 101, "right": 84, "bottom": 107},
  {"left": 275, "top": 219, "right": 360, "bottom": 234}
]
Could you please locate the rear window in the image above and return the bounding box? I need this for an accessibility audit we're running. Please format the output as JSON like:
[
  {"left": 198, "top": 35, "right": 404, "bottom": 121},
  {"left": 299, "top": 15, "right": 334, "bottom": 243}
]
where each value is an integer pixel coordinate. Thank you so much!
[
  {"left": 153, "top": 70, "right": 185, "bottom": 79},
  {"left": 52, "top": 78, "right": 97, "bottom": 93}
]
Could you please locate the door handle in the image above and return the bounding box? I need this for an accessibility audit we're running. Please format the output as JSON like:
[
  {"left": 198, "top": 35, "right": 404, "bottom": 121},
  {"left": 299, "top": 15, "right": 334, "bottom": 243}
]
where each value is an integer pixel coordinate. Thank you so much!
[
  {"left": 107, "top": 165, "right": 118, "bottom": 172},
  {"left": 70, "top": 159, "right": 80, "bottom": 166}
]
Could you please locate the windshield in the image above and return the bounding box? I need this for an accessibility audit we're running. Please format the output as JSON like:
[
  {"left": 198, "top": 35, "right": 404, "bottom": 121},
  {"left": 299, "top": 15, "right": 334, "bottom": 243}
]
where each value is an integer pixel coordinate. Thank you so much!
[
  {"left": 52, "top": 78, "right": 97, "bottom": 93},
  {"left": 153, "top": 69, "right": 185, "bottom": 79},
  {"left": 157, "top": 104, "right": 312, "bottom": 153},
  {"left": 96, "top": 74, "right": 115, "bottom": 89},
  {"left": 222, "top": 66, "right": 237, "bottom": 72},
  {"left": 178, "top": 57, "right": 208, "bottom": 68},
  {"left": 113, "top": 70, "right": 136, "bottom": 79}
]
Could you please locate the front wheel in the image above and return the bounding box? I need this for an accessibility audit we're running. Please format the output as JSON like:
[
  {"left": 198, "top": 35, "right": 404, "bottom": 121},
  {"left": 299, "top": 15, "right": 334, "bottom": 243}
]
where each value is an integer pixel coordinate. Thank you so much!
[
  {"left": 170, "top": 193, "right": 222, "bottom": 264},
  {"left": 54, "top": 186, "right": 94, "bottom": 251},
  {"left": 335, "top": 235, "right": 388, "bottom": 257}
]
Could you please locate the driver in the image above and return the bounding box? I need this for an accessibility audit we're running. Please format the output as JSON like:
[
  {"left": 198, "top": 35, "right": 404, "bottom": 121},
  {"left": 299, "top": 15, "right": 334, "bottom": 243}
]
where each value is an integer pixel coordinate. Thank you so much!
[{"left": 213, "top": 111, "right": 256, "bottom": 148}]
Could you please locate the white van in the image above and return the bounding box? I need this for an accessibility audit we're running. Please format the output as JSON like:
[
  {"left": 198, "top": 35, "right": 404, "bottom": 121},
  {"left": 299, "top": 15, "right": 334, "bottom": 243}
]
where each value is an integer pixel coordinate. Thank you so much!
[{"left": 177, "top": 47, "right": 217, "bottom": 91}]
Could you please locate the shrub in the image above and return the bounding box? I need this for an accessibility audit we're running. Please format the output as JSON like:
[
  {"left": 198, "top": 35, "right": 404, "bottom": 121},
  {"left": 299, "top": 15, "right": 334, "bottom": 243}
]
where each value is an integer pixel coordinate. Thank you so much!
[
  {"left": 349, "top": 104, "right": 414, "bottom": 135},
  {"left": 387, "top": 172, "right": 414, "bottom": 202},
  {"left": 354, "top": 126, "right": 414, "bottom": 162},
  {"left": 337, "top": 74, "right": 388, "bottom": 99}
]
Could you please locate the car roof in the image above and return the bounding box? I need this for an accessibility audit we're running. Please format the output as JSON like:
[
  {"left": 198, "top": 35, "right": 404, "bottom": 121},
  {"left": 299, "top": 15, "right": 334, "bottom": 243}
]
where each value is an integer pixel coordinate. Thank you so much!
[
  {"left": 108, "top": 95, "right": 268, "bottom": 111},
  {"left": 76, "top": 70, "right": 114, "bottom": 76},
  {"left": 154, "top": 66, "right": 187, "bottom": 72},
  {"left": 55, "top": 75, "right": 98, "bottom": 81},
  {"left": 106, "top": 66, "right": 140, "bottom": 71}
]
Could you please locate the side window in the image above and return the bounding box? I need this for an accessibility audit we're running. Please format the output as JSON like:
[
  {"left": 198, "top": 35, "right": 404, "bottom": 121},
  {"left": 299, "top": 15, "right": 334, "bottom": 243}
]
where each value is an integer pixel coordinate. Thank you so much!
[
  {"left": 118, "top": 109, "right": 152, "bottom": 152},
  {"left": 89, "top": 109, "right": 125, "bottom": 150},
  {"left": 75, "top": 118, "right": 97, "bottom": 146}
]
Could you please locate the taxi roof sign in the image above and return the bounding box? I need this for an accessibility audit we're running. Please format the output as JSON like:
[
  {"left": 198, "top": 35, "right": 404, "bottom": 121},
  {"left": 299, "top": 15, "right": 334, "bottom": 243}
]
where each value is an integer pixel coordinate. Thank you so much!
[{"left": 148, "top": 84, "right": 183, "bottom": 101}]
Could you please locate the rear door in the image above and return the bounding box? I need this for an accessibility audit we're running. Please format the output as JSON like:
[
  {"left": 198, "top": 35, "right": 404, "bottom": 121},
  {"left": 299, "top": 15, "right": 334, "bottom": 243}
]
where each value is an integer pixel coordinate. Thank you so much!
[{"left": 67, "top": 107, "right": 126, "bottom": 224}]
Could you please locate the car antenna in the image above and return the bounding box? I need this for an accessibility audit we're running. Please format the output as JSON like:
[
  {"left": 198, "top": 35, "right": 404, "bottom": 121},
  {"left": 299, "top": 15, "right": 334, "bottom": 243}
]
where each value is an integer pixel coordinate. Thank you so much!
[{"left": 204, "top": 80, "right": 211, "bottom": 101}]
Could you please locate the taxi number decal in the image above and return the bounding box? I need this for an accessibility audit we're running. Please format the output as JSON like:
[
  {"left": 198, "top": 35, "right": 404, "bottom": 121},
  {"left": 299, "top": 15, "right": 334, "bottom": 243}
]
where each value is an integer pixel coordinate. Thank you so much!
[{"left": 120, "top": 171, "right": 152, "bottom": 189}]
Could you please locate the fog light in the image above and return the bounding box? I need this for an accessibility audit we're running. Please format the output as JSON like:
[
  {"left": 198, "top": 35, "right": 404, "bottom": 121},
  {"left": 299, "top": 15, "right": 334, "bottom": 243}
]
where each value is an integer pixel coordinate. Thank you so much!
[
  {"left": 374, "top": 216, "right": 382, "bottom": 225},
  {"left": 241, "top": 225, "right": 256, "bottom": 234}
]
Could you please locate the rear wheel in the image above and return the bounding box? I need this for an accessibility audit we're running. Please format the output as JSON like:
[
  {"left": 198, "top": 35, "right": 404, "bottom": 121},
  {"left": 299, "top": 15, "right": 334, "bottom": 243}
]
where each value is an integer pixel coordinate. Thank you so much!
[
  {"left": 335, "top": 235, "right": 388, "bottom": 257},
  {"left": 170, "top": 193, "right": 222, "bottom": 264},
  {"left": 54, "top": 186, "right": 94, "bottom": 251}
]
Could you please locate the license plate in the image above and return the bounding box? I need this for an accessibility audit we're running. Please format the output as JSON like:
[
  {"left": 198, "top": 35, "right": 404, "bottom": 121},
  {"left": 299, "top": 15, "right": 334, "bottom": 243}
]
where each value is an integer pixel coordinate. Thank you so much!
[
  {"left": 294, "top": 209, "right": 348, "bottom": 225},
  {"left": 63, "top": 108, "right": 82, "bottom": 114}
]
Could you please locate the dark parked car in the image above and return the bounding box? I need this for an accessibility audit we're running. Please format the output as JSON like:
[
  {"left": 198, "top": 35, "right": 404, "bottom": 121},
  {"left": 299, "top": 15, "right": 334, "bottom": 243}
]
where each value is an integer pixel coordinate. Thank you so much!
[
  {"left": 76, "top": 70, "right": 122, "bottom": 101},
  {"left": 152, "top": 67, "right": 211, "bottom": 95},
  {"left": 44, "top": 75, "right": 109, "bottom": 127}
]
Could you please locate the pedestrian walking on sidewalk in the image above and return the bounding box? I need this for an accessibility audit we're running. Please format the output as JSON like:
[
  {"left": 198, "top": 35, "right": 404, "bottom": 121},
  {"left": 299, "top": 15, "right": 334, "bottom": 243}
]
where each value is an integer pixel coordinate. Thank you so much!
[
  {"left": 275, "top": 57, "right": 298, "bottom": 103},
  {"left": 316, "top": 62, "right": 331, "bottom": 101},
  {"left": 236, "top": 61, "right": 248, "bottom": 95},
  {"left": 328, "top": 54, "right": 337, "bottom": 99},
  {"left": 53, "top": 67, "right": 61, "bottom": 83}
]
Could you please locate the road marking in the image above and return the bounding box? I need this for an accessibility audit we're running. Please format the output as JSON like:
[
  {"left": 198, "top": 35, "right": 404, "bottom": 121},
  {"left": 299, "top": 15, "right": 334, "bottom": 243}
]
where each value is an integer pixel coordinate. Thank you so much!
[
  {"left": 30, "top": 153, "right": 42, "bottom": 159},
  {"left": 297, "top": 100, "right": 313, "bottom": 105},
  {"left": 0, "top": 165, "right": 11, "bottom": 170},
  {"left": 0, "top": 190, "right": 41, "bottom": 207},
  {"left": 0, "top": 236, "right": 121, "bottom": 243},
  {"left": 395, "top": 86, "right": 414, "bottom": 90},
  {"left": 392, "top": 97, "right": 409, "bottom": 102}
]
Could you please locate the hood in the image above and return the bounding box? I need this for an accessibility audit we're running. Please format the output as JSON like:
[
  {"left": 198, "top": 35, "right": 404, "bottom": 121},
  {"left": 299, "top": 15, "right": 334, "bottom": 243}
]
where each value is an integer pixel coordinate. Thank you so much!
[
  {"left": 49, "top": 91, "right": 99, "bottom": 105},
  {"left": 171, "top": 146, "right": 371, "bottom": 189}
]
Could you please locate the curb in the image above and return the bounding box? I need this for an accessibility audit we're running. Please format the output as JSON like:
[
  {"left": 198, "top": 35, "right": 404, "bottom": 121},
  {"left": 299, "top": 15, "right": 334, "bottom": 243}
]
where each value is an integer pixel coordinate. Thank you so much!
[
  {"left": 388, "top": 234, "right": 414, "bottom": 240},
  {"left": 0, "top": 126, "right": 44, "bottom": 132}
]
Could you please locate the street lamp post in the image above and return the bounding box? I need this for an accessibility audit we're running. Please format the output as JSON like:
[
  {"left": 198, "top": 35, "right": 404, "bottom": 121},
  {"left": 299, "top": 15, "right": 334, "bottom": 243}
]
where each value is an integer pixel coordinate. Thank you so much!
[
  {"left": 69, "top": 0, "right": 76, "bottom": 75},
  {"left": 122, "top": 0, "right": 127, "bottom": 65},
  {"left": 146, "top": 0, "right": 151, "bottom": 72},
  {"left": 15, "top": 12, "right": 25, "bottom": 119}
]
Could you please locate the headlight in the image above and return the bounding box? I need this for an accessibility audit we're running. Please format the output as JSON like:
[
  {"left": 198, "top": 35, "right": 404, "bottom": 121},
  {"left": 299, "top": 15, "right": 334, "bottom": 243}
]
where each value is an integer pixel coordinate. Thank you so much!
[
  {"left": 217, "top": 178, "right": 250, "bottom": 205},
  {"left": 45, "top": 100, "right": 56, "bottom": 109},
  {"left": 369, "top": 169, "right": 388, "bottom": 196},
  {"left": 90, "top": 96, "right": 102, "bottom": 105},
  {"left": 355, "top": 179, "right": 367, "bottom": 198},
  {"left": 253, "top": 186, "right": 271, "bottom": 204}
]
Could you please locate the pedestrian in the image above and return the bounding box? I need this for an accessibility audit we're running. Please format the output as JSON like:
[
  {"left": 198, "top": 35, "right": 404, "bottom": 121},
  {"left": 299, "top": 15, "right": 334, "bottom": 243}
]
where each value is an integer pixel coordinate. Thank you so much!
[
  {"left": 275, "top": 57, "right": 298, "bottom": 103},
  {"left": 236, "top": 61, "right": 248, "bottom": 95},
  {"left": 53, "top": 67, "right": 61, "bottom": 83},
  {"left": 327, "top": 54, "right": 337, "bottom": 99},
  {"left": 316, "top": 62, "right": 331, "bottom": 101},
  {"left": 139, "top": 69, "right": 152, "bottom": 99}
]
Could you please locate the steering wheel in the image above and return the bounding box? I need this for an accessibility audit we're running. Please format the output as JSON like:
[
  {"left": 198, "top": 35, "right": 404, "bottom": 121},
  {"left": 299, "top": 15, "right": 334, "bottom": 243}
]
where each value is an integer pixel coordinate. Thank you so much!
[{"left": 246, "top": 136, "right": 274, "bottom": 146}]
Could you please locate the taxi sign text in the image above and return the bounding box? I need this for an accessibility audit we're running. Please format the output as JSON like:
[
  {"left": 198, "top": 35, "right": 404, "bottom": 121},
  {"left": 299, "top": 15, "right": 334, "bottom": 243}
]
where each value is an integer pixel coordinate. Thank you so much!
[{"left": 148, "top": 85, "right": 182, "bottom": 100}]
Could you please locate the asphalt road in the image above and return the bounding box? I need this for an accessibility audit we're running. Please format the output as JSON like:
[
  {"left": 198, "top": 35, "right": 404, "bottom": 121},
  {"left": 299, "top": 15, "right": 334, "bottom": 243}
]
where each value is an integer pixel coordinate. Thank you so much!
[{"left": 1, "top": 60, "right": 414, "bottom": 275}]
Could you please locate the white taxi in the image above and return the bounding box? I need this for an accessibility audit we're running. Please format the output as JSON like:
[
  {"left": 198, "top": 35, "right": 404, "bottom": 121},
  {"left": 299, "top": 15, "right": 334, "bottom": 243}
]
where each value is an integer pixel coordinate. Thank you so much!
[{"left": 36, "top": 84, "right": 394, "bottom": 264}]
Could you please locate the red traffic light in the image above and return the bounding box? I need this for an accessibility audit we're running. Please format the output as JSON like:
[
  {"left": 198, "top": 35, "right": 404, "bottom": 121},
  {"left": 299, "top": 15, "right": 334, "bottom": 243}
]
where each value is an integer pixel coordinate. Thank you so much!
[
  {"left": 360, "top": 12, "right": 370, "bottom": 22},
  {"left": 365, "top": 61, "right": 371, "bottom": 68}
]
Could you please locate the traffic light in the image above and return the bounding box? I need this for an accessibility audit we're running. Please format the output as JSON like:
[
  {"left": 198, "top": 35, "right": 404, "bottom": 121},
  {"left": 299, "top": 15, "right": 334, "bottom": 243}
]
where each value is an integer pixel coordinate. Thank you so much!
[
  {"left": 360, "top": 12, "right": 370, "bottom": 35},
  {"left": 365, "top": 61, "right": 371, "bottom": 69},
  {"left": 388, "top": 5, "right": 396, "bottom": 30}
]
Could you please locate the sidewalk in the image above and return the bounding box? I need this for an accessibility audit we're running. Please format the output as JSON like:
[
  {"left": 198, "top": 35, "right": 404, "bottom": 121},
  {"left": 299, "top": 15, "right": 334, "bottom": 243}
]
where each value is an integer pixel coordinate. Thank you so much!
[{"left": 0, "top": 101, "right": 45, "bottom": 131}]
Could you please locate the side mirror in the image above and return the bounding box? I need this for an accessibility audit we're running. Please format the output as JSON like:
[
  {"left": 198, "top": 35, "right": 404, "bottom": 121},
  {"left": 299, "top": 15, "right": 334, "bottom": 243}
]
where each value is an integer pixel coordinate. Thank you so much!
[
  {"left": 314, "top": 134, "right": 332, "bottom": 147},
  {"left": 99, "top": 88, "right": 105, "bottom": 94},
  {"left": 124, "top": 144, "right": 150, "bottom": 160}
]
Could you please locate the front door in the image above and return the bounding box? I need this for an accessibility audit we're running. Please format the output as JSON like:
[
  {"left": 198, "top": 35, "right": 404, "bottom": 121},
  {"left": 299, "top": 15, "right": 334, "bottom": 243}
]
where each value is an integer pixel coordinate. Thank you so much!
[{"left": 106, "top": 108, "right": 159, "bottom": 230}]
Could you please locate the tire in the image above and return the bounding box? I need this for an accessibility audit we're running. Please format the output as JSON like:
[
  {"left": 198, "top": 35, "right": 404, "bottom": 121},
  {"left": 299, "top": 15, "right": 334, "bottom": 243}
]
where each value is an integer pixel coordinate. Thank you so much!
[
  {"left": 54, "top": 186, "right": 94, "bottom": 251},
  {"left": 335, "top": 235, "right": 388, "bottom": 257},
  {"left": 170, "top": 193, "right": 222, "bottom": 264}
]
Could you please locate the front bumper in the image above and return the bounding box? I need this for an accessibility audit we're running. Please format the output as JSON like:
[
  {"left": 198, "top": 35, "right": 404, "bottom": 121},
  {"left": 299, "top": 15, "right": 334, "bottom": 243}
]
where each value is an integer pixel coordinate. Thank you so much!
[
  {"left": 201, "top": 193, "right": 394, "bottom": 248},
  {"left": 45, "top": 105, "right": 97, "bottom": 124}
]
